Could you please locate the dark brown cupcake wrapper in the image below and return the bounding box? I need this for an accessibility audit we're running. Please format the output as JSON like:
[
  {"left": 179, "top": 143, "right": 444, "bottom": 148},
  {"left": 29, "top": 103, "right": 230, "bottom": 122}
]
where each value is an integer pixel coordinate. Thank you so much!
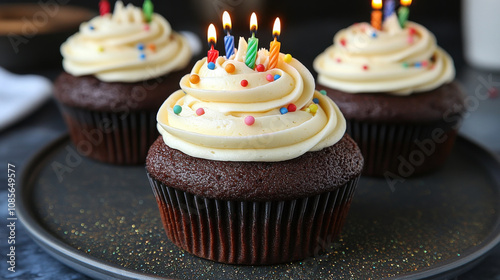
[
  {"left": 346, "top": 120, "right": 460, "bottom": 177},
  {"left": 58, "top": 104, "right": 158, "bottom": 165},
  {"left": 147, "top": 172, "right": 360, "bottom": 265}
]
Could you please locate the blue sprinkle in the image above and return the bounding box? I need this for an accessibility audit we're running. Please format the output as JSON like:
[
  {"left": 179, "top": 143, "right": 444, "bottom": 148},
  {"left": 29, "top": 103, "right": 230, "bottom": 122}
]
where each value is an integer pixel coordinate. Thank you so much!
[
  {"left": 415, "top": 62, "right": 422, "bottom": 68},
  {"left": 173, "top": 105, "right": 182, "bottom": 115},
  {"left": 89, "top": 25, "right": 95, "bottom": 30},
  {"left": 274, "top": 74, "right": 281, "bottom": 80},
  {"left": 319, "top": 89, "right": 327, "bottom": 95},
  {"left": 371, "top": 32, "right": 377, "bottom": 38},
  {"left": 207, "top": 62, "right": 216, "bottom": 70},
  {"left": 137, "top": 43, "right": 145, "bottom": 51},
  {"left": 313, "top": 98, "right": 319, "bottom": 104},
  {"left": 139, "top": 53, "right": 146, "bottom": 60},
  {"left": 280, "top": 107, "right": 288, "bottom": 115}
]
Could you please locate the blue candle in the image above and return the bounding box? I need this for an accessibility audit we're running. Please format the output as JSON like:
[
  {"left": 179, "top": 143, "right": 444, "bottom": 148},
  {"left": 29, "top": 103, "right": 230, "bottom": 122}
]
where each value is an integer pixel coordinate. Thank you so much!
[
  {"left": 222, "top": 11, "right": 235, "bottom": 58},
  {"left": 384, "top": 0, "right": 396, "bottom": 19}
]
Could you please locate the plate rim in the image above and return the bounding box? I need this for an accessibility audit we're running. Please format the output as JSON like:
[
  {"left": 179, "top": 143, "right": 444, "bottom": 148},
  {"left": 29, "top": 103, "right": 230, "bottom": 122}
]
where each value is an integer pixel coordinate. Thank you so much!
[{"left": 17, "top": 134, "right": 500, "bottom": 280}]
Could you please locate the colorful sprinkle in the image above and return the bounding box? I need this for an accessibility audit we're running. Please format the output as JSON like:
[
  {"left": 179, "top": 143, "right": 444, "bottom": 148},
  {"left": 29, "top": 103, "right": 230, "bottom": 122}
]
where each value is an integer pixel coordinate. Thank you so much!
[
  {"left": 402, "top": 62, "right": 410, "bottom": 68},
  {"left": 309, "top": 104, "right": 318, "bottom": 114},
  {"left": 266, "top": 74, "right": 274, "bottom": 82},
  {"left": 241, "top": 80, "right": 248, "bottom": 87},
  {"left": 244, "top": 116, "right": 255, "bottom": 126},
  {"left": 371, "top": 32, "right": 377, "bottom": 38},
  {"left": 287, "top": 103, "right": 297, "bottom": 112},
  {"left": 488, "top": 87, "right": 499, "bottom": 99},
  {"left": 422, "top": 61, "right": 428, "bottom": 67},
  {"left": 148, "top": 44, "right": 156, "bottom": 52},
  {"left": 284, "top": 54, "right": 292, "bottom": 63},
  {"left": 407, "top": 36, "right": 414, "bottom": 44},
  {"left": 144, "top": 24, "right": 150, "bottom": 31},
  {"left": 280, "top": 107, "right": 288, "bottom": 114},
  {"left": 336, "top": 58, "right": 342, "bottom": 63},
  {"left": 274, "top": 74, "right": 281, "bottom": 80},
  {"left": 189, "top": 74, "right": 200, "bottom": 84},
  {"left": 362, "top": 65, "right": 369, "bottom": 71},
  {"left": 137, "top": 43, "right": 145, "bottom": 51},
  {"left": 196, "top": 108, "right": 205, "bottom": 116},
  {"left": 98, "top": 46, "right": 104, "bottom": 52},
  {"left": 140, "top": 53, "right": 146, "bottom": 60},
  {"left": 207, "top": 62, "right": 216, "bottom": 70},
  {"left": 225, "top": 63, "right": 235, "bottom": 73},
  {"left": 173, "top": 105, "right": 182, "bottom": 115},
  {"left": 256, "top": 64, "right": 265, "bottom": 72},
  {"left": 409, "top": 27, "right": 417, "bottom": 35},
  {"left": 319, "top": 90, "right": 327, "bottom": 95},
  {"left": 89, "top": 25, "right": 95, "bottom": 30},
  {"left": 313, "top": 98, "right": 319, "bottom": 104},
  {"left": 415, "top": 62, "right": 422, "bottom": 68},
  {"left": 340, "top": 38, "right": 347, "bottom": 46}
]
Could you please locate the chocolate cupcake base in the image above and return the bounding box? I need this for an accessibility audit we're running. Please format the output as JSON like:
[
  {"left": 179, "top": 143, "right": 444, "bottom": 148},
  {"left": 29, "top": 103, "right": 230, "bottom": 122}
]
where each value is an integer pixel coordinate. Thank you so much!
[
  {"left": 147, "top": 174, "right": 359, "bottom": 265},
  {"left": 58, "top": 104, "right": 158, "bottom": 165}
]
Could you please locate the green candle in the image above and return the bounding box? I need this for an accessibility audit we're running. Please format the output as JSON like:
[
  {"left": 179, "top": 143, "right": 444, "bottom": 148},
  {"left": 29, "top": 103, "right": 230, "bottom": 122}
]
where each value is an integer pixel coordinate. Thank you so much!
[
  {"left": 398, "top": 6, "right": 410, "bottom": 28},
  {"left": 143, "top": 0, "right": 154, "bottom": 23},
  {"left": 245, "top": 13, "right": 259, "bottom": 69}
]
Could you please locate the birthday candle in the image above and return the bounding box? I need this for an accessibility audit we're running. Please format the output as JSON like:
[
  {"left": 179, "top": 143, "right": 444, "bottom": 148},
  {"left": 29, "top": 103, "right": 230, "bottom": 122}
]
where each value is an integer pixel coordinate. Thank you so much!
[
  {"left": 371, "top": 0, "right": 383, "bottom": 30},
  {"left": 384, "top": 0, "right": 396, "bottom": 19},
  {"left": 207, "top": 24, "right": 219, "bottom": 65},
  {"left": 99, "top": 0, "right": 110, "bottom": 16},
  {"left": 245, "top": 13, "right": 259, "bottom": 69},
  {"left": 398, "top": 0, "right": 412, "bottom": 28},
  {"left": 222, "top": 11, "right": 235, "bottom": 58},
  {"left": 268, "top": 18, "right": 281, "bottom": 69},
  {"left": 143, "top": 0, "right": 154, "bottom": 23}
]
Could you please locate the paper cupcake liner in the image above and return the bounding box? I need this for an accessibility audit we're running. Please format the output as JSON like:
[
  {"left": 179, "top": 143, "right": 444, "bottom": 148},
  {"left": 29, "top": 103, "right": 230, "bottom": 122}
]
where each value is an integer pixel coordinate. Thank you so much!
[
  {"left": 147, "top": 173, "right": 360, "bottom": 265},
  {"left": 59, "top": 105, "right": 158, "bottom": 165},
  {"left": 346, "top": 120, "right": 460, "bottom": 177}
]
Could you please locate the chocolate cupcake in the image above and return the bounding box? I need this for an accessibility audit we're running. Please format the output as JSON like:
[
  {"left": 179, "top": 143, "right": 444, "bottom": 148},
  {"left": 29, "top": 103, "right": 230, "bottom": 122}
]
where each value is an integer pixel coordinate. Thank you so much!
[
  {"left": 313, "top": 14, "right": 465, "bottom": 177},
  {"left": 53, "top": 1, "right": 192, "bottom": 165},
  {"left": 146, "top": 38, "right": 363, "bottom": 265}
]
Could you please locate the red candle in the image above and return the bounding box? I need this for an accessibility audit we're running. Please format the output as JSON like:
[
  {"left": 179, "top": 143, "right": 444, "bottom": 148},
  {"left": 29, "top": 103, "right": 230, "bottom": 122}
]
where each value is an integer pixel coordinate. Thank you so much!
[
  {"left": 268, "top": 17, "right": 281, "bottom": 69},
  {"left": 371, "top": 0, "right": 383, "bottom": 30},
  {"left": 99, "top": 0, "right": 110, "bottom": 16},
  {"left": 207, "top": 24, "right": 219, "bottom": 64}
]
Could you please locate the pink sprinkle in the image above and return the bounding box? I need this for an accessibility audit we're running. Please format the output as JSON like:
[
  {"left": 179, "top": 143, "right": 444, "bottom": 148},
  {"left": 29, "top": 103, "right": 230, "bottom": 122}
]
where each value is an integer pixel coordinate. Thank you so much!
[
  {"left": 362, "top": 65, "right": 369, "bottom": 71},
  {"left": 244, "top": 116, "right": 255, "bottom": 126},
  {"left": 241, "top": 79, "right": 248, "bottom": 87},
  {"left": 489, "top": 87, "right": 499, "bottom": 99},
  {"left": 196, "top": 108, "right": 205, "bottom": 116},
  {"left": 144, "top": 24, "right": 150, "bottom": 31},
  {"left": 336, "top": 58, "right": 342, "bottom": 63},
  {"left": 340, "top": 38, "right": 347, "bottom": 47},
  {"left": 422, "top": 61, "right": 428, "bottom": 67},
  {"left": 407, "top": 36, "right": 414, "bottom": 44},
  {"left": 266, "top": 74, "right": 274, "bottom": 82}
]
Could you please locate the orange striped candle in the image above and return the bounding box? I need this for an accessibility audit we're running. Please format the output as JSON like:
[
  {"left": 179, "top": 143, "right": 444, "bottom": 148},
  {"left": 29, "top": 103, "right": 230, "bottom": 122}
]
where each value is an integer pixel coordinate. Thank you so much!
[{"left": 268, "top": 18, "right": 281, "bottom": 69}]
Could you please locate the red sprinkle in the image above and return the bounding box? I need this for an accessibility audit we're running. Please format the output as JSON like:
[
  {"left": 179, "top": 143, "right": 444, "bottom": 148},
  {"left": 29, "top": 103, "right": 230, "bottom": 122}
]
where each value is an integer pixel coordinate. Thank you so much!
[
  {"left": 256, "top": 64, "right": 265, "bottom": 72},
  {"left": 241, "top": 79, "right": 248, "bottom": 87},
  {"left": 362, "top": 65, "right": 369, "bottom": 71},
  {"left": 340, "top": 38, "right": 347, "bottom": 46},
  {"left": 409, "top": 27, "right": 417, "bottom": 35},
  {"left": 287, "top": 103, "right": 297, "bottom": 112},
  {"left": 196, "top": 108, "right": 205, "bottom": 116},
  {"left": 244, "top": 116, "right": 255, "bottom": 126}
]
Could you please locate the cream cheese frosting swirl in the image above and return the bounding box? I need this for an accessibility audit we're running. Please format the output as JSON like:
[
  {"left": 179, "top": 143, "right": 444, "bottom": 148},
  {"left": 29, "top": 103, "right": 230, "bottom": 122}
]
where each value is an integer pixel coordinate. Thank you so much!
[
  {"left": 61, "top": 1, "right": 191, "bottom": 82},
  {"left": 313, "top": 14, "right": 455, "bottom": 95},
  {"left": 157, "top": 38, "right": 346, "bottom": 162}
]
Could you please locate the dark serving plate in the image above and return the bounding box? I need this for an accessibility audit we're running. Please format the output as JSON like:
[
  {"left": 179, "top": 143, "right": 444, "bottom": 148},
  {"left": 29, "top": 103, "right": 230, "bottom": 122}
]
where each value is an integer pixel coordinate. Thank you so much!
[{"left": 18, "top": 135, "right": 500, "bottom": 279}]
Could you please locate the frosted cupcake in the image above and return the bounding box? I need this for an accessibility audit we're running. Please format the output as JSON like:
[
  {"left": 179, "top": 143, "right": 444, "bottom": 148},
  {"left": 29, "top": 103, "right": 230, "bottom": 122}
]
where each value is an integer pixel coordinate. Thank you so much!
[
  {"left": 314, "top": 14, "right": 465, "bottom": 177},
  {"left": 146, "top": 37, "right": 364, "bottom": 264},
  {"left": 54, "top": 1, "right": 192, "bottom": 165}
]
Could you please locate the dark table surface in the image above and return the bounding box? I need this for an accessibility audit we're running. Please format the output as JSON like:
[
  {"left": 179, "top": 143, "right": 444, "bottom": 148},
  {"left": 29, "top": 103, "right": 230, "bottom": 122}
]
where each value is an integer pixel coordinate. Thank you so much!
[{"left": 1, "top": 18, "right": 500, "bottom": 280}]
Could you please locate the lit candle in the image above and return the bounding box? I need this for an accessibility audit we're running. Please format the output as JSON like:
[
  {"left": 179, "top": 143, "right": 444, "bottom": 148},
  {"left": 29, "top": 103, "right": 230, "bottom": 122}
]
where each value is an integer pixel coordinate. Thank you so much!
[
  {"left": 143, "top": 0, "right": 154, "bottom": 23},
  {"left": 245, "top": 12, "right": 259, "bottom": 69},
  {"left": 383, "top": 0, "right": 396, "bottom": 19},
  {"left": 99, "top": 0, "right": 110, "bottom": 16},
  {"left": 371, "top": 0, "right": 383, "bottom": 30},
  {"left": 207, "top": 24, "right": 219, "bottom": 65},
  {"left": 268, "top": 17, "right": 281, "bottom": 69},
  {"left": 222, "top": 11, "right": 235, "bottom": 59},
  {"left": 398, "top": 0, "right": 412, "bottom": 28}
]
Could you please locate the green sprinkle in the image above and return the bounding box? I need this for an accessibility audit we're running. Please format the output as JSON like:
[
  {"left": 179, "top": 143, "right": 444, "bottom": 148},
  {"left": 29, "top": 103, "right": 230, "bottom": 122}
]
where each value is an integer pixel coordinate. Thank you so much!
[
  {"left": 402, "top": 62, "right": 410, "bottom": 68},
  {"left": 319, "top": 89, "right": 327, "bottom": 95},
  {"left": 173, "top": 105, "right": 182, "bottom": 115}
]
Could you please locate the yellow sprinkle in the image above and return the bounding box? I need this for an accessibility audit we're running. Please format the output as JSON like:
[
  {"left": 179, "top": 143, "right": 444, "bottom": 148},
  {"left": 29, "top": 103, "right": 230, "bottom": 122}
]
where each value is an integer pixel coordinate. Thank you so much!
[
  {"left": 284, "top": 54, "right": 292, "bottom": 63},
  {"left": 98, "top": 46, "right": 104, "bottom": 52},
  {"left": 309, "top": 104, "right": 318, "bottom": 114}
]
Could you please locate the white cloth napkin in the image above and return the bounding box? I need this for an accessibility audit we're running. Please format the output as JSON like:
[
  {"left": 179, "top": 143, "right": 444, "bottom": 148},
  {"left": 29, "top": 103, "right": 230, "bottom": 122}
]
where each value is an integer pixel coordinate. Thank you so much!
[{"left": 0, "top": 67, "right": 52, "bottom": 131}]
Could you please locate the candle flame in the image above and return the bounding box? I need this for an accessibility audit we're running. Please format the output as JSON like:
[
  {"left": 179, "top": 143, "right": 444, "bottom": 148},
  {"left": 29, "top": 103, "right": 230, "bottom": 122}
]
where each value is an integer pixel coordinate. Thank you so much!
[
  {"left": 401, "top": 0, "right": 412, "bottom": 6},
  {"left": 250, "top": 12, "right": 258, "bottom": 32},
  {"left": 222, "top": 11, "right": 232, "bottom": 30},
  {"left": 372, "top": 0, "right": 383, "bottom": 9},
  {"left": 273, "top": 17, "right": 281, "bottom": 38},
  {"left": 207, "top": 23, "right": 217, "bottom": 44}
]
